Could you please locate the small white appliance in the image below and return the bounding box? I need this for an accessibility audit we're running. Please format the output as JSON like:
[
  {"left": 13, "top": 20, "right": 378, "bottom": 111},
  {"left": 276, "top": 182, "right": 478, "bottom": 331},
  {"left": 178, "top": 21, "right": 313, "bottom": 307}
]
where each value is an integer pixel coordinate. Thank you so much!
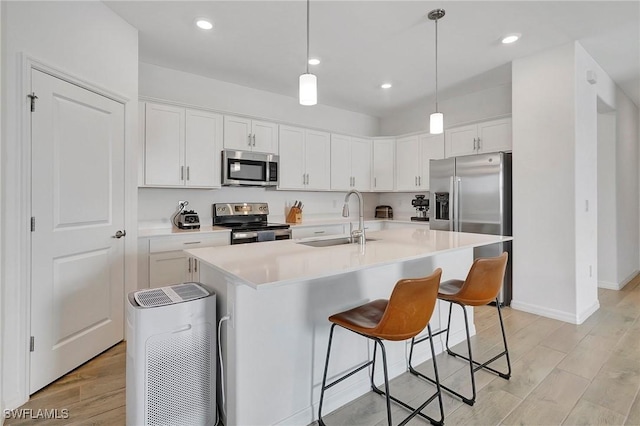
[{"left": 126, "top": 283, "right": 216, "bottom": 426}]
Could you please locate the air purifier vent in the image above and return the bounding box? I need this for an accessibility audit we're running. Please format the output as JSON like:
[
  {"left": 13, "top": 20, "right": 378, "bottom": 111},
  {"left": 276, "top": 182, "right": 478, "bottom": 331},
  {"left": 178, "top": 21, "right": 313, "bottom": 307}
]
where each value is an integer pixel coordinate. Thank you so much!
[
  {"left": 134, "top": 283, "right": 209, "bottom": 308},
  {"left": 135, "top": 289, "right": 173, "bottom": 307},
  {"left": 146, "top": 325, "right": 212, "bottom": 425}
]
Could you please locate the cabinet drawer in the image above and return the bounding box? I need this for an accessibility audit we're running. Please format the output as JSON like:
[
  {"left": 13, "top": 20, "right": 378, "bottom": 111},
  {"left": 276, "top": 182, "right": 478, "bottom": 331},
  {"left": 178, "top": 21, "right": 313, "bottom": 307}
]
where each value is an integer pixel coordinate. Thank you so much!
[
  {"left": 292, "top": 224, "right": 345, "bottom": 239},
  {"left": 149, "top": 233, "right": 229, "bottom": 253}
]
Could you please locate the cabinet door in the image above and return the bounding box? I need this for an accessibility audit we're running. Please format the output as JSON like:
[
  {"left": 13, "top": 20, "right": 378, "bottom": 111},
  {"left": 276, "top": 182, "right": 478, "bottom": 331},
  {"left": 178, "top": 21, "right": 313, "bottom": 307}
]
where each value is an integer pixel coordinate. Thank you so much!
[
  {"left": 478, "top": 118, "right": 511, "bottom": 153},
  {"left": 278, "top": 125, "right": 306, "bottom": 190},
  {"left": 395, "top": 136, "right": 420, "bottom": 191},
  {"left": 351, "top": 137, "right": 372, "bottom": 191},
  {"left": 419, "top": 133, "right": 445, "bottom": 190},
  {"left": 330, "top": 134, "right": 351, "bottom": 190},
  {"left": 223, "top": 115, "right": 253, "bottom": 151},
  {"left": 149, "top": 251, "right": 191, "bottom": 288},
  {"left": 252, "top": 120, "right": 278, "bottom": 154},
  {"left": 185, "top": 109, "right": 223, "bottom": 188},
  {"left": 144, "top": 103, "right": 185, "bottom": 186},
  {"left": 372, "top": 139, "right": 395, "bottom": 191},
  {"left": 305, "top": 130, "right": 331, "bottom": 190},
  {"left": 445, "top": 124, "right": 477, "bottom": 158}
]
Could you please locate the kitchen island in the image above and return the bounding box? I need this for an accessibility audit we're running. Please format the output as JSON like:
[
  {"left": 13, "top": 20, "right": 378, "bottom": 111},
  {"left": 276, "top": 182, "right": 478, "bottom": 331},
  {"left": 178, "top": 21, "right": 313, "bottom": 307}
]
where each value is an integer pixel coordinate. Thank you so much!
[{"left": 186, "top": 228, "right": 512, "bottom": 426}]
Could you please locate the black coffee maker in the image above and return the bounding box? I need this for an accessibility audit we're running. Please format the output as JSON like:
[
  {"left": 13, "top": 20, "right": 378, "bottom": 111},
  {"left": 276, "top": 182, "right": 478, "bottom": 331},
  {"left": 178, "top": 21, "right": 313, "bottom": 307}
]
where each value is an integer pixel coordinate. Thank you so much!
[{"left": 411, "top": 195, "right": 429, "bottom": 222}]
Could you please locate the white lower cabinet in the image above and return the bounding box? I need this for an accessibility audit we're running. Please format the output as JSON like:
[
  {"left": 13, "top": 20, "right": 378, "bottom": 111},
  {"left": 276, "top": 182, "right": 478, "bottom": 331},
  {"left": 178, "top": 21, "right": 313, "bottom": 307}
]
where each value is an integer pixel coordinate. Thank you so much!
[
  {"left": 140, "top": 232, "right": 230, "bottom": 289},
  {"left": 292, "top": 224, "right": 345, "bottom": 239}
]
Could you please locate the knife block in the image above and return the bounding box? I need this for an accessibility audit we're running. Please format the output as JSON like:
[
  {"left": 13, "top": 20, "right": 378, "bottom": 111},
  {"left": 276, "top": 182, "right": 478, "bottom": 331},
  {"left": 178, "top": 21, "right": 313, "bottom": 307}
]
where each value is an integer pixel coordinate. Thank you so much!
[{"left": 286, "top": 207, "right": 302, "bottom": 224}]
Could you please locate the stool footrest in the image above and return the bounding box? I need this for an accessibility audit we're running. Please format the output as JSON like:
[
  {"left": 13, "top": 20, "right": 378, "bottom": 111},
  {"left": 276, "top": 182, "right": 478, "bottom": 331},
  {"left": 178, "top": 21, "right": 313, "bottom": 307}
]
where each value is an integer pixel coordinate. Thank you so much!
[
  {"left": 323, "top": 360, "right": 373, "bottom": 391},
  {"left": 447, "top": 347, "right": 511, "bottom": 378},
  {"left": 408, "top": 366, "right": 475, "bottom": 406},
  {"left": 371, "top": 384, "right": 443, "bottom": 426}
]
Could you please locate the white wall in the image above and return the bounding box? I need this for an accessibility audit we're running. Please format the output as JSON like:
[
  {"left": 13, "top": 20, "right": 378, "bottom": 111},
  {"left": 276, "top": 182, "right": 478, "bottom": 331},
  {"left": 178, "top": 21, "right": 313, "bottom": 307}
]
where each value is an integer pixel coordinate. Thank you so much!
[
  {"left": 598, "top": 112, "right": 618, "bottom": 287},
  {"left": 511, "top": 43, "right": 579, "bottom": 322},
  {"left": 512, "top": 41, "right": 640, "bottom": 323},
  {"left": 140, "top": 62, "right": 379, "bottom": 137},
  {"left": 379, "top": 84, "right": 512, "bottom": 136},
  {"left": 1, "top": 1, "right": 138, "bottom": 409},
  {"left": 615, "top": 88, "right": 640, "bottom": 285}
]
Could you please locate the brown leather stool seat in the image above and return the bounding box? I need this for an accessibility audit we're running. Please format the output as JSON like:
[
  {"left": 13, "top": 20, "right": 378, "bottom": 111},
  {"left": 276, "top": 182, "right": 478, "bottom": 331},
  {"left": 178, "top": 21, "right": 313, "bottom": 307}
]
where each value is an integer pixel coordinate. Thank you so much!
[
  {"left": 318, "top": 269, "right": 445, "bottom": 426},
  {"left": 409, "top": 252, "right": 511, "bottom": 406}
]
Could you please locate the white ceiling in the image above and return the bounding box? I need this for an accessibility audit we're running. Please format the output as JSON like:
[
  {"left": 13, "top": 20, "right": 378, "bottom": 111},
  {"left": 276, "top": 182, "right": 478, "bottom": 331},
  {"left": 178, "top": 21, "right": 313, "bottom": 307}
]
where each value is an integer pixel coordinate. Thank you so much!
[{"left": 104, "top": 1, "right": 640, "bottom": 117}]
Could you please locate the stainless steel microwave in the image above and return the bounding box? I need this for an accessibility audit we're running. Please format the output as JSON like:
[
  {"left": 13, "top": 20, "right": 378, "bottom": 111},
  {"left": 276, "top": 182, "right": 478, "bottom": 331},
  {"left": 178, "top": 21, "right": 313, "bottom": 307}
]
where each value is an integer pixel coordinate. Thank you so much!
[{"left": 221, "top": 150, "right": 279, "bottom": 187}]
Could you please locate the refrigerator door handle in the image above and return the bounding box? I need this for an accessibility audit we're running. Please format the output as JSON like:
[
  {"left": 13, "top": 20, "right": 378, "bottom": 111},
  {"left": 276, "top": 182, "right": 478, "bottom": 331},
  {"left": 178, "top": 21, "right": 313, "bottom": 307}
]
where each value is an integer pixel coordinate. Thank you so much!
[
  {"left": 449, "top": 176, "right": 455, "bottom": 231},
  {"left": 455, "top": 177, "right": 462, "bottom": 231}
]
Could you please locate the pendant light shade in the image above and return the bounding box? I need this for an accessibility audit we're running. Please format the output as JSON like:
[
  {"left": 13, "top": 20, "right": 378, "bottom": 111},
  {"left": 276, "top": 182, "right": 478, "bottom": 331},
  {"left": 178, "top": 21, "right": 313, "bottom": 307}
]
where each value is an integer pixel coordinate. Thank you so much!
[
  {"left": 430, "top": 112, "right": 444, "bottom": 134},
  {"left": 428, "top": 9, "right": 445, "bottom": 134},
  {"left": 299, "top": 73, "right": 317, "bottom": 106},
  {"left": 299, "top": 0, "right": 317, "bottom": 106}
]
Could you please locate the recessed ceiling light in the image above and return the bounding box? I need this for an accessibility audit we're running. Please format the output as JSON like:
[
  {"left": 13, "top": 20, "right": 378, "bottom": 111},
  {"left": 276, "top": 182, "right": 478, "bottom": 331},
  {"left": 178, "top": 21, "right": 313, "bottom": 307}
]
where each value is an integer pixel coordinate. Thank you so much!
[
  {"left": 501, "top": 34, "right": 520, "bottom": 44},
  {"left": 196, "top": 19, "right": 213, "bottom": 30},
  {"left": 380, "top": 83, "right": 392, "bottom": 89},
  {"left": 308, "top": 58, "right": 321, "bottom": 65}
]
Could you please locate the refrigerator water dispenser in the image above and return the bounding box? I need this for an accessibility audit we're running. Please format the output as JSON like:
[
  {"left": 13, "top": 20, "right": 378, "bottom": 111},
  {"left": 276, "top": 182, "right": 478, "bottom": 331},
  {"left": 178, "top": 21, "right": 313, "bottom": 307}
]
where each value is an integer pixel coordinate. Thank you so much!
[{"left": 434, "top": 192, "right": 450, "bottom": 221}]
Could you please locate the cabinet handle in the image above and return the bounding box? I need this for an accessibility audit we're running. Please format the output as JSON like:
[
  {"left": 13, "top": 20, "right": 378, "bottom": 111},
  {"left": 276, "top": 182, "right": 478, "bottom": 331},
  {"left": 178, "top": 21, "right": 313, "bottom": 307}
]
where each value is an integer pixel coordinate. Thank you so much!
[
  {"left": 374, "top": 177, "right": 377, "bottom": 188},
  {"left": 415, "top": 176, "right": 418, "bottom": 186},
  {"left": 353, "top": 176, "right": 356, "bottom": 187},
  {"left": 181, "top": 166, "right": 184, "bottom": 181},
  {"left": 188, "top": 257, "right": 192, "bottom": 273},
  {"left": 306, "top": 174, "right": 310, "bottom": 185},
  {"left": 477, "top": 137, "right": 481, "bottom": 150},
  {"left": 248, "top": 134, "right": 252, "bottom": 146},
  {"left": 314, "top": 231, "right": 325, "bottom": 234},
  {"left": 194, "top": 259, "right": 198, "bottom": 273},
  {"left": 473, "top": 138, "right": 476, "bottom": 150},
  {"left": 252, "top": 134, "right": 256, "bottom": 147},
  {"left": 186, "top": 166, "right": 190, "bottom": 181},
  {"left": 183, "top": 241, "right": 201, "bottom": 245},
  {"left": 418, "top": 176, "right": 421, "bottom": 186}
]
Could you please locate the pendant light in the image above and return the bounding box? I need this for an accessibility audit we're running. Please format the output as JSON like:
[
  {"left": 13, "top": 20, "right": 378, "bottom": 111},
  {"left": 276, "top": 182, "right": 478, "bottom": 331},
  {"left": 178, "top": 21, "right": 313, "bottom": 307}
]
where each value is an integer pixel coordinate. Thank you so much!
[
  {"left": 428, "top": 9, "right": 445, "bottom": 134},
  {"left": 299, "top": 0, "right": 317, "bottom": 106}
]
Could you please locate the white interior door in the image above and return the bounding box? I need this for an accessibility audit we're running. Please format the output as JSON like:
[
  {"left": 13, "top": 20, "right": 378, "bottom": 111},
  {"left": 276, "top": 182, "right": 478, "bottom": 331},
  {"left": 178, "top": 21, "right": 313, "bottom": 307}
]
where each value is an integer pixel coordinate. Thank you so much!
[{"left": 30, "top": 69, "right": 125, "bottom": 393}]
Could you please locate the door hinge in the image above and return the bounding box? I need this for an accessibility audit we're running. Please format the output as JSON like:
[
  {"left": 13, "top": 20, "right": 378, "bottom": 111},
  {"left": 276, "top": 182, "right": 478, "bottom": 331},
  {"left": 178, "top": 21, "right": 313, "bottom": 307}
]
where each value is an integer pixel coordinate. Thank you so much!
[
  {"left": 27, "top": 92, "right": 38, "bottom": 112},
  {"left": 30, "top": 336, "right": 35, "bottom": 352},
  {"left": 31, "top": 217, "right": 36, "bottom": 232}
]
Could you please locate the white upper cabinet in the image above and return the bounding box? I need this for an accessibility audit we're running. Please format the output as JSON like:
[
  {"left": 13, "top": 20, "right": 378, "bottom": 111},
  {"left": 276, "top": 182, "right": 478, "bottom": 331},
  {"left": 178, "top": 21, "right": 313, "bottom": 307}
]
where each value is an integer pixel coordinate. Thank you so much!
[
  {"left": 330, "top": 134, "right": 372, "bottom": 191},
  {"left": 143, "top": 102, "right": 223, "bottom": 188},
  {"left": 445, "top": 117, "right": 511, "bottom": 157},
  {"left": 419, "top": 133, "right": 445, "bottom": 190},
  {"left": 278, "top": 125, "right": 330, "bottom": 191},
  {"left": 224, "top": 115, "right": 278, "bottom": 154},
  {"left": 395, "top": 133, "right": 444, "bottom": 191},
  {"left": 372, "top": 139, "right": 395, "bottom": 191}
]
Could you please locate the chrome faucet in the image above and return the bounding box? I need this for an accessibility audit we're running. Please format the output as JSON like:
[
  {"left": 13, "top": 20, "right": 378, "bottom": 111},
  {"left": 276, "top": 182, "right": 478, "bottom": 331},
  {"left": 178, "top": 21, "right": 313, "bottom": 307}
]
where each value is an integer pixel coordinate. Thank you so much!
[{"left": 342, "top": 190, "right": 365, "bottom": 245}]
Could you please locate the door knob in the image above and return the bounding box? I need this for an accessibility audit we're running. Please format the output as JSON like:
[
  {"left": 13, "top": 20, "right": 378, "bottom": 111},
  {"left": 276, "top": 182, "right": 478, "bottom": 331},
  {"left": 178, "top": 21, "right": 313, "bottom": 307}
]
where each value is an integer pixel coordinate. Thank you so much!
[{"left": 113, "top": 230, "right": 126, "bottom": 239}]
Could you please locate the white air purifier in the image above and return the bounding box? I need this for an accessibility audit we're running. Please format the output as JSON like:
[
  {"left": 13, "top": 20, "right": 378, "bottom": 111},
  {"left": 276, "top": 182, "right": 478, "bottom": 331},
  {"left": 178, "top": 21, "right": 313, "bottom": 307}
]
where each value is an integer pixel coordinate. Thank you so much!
[{"left": 126, "top": 283, "right": 216, "bottom": 426}]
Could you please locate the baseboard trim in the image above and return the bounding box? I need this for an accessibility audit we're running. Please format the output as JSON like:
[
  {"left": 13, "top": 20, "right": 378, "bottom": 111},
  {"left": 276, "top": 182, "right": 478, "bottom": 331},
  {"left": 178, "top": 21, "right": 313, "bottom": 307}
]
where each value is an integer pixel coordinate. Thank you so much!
[
  {"left": 576, "top": 301, "right": 600, "bottom": 324},
  {"left": 598, "top": 270, "right": 639, "bottom": 290},
  {"left": 511, "top": 300, "right": 581, "bottom": 324}
]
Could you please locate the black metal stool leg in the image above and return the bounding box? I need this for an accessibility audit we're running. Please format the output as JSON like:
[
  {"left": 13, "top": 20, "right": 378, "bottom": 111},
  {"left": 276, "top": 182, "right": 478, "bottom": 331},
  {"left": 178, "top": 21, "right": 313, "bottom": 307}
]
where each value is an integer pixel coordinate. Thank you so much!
[
  {"left": 496, "top": 298, "right": 512, "bottom": 379},
  {"left": 318, "top": 324, "right": 337, "bottom": 426}
]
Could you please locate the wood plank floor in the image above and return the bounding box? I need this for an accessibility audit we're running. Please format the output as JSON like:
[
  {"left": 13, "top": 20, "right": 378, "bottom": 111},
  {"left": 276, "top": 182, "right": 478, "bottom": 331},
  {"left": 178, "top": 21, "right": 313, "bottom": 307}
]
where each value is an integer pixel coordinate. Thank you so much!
[{"left": 6, "top": 274, "right": 640, "bottom": 425}]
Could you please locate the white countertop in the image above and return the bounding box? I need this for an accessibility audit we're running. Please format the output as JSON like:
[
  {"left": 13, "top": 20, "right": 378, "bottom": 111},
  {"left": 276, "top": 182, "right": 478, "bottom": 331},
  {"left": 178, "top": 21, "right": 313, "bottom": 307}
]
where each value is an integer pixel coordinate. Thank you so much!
[{"left": 186, "top": 228, "right": 511, "bottom": 289}]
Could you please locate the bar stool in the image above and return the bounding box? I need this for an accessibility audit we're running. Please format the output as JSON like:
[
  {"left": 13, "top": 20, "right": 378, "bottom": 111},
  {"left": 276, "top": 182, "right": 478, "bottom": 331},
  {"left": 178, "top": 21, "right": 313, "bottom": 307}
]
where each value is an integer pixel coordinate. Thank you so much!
[
  {"left": 408, "top": 252, "right": 511, "bottom": 406},
  {"left": 318, "top": 268, "right": 444, "bottom": 426}
]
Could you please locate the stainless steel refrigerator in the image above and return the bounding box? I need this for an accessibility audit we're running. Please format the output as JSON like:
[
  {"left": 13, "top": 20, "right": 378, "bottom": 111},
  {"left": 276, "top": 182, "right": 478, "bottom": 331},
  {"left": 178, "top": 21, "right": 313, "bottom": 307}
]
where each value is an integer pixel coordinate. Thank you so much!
[{"left": 429, "top": 152, "right": 512, "bottom": 305}]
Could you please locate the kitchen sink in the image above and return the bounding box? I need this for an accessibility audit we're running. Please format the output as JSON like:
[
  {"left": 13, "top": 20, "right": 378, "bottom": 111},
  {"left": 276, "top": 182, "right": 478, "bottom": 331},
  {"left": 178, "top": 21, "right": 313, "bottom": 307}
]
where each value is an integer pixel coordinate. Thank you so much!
[{"left": 297, "top": 237, "right": 377, "bottom": 248}]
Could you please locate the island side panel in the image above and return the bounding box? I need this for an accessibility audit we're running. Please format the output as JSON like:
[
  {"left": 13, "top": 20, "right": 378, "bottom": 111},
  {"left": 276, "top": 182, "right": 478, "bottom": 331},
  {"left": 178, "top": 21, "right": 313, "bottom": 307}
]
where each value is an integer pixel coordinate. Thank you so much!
[{"left": 226, "top": 248, "right": 474, "bottom": 426}]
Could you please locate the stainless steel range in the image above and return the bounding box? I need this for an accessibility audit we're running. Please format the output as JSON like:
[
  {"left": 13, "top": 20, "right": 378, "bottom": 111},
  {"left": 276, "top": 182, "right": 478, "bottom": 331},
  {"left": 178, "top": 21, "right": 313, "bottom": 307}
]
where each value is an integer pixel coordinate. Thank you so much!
[{"left": 212, "top": 202, "right": 291, "bottom": 245}]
